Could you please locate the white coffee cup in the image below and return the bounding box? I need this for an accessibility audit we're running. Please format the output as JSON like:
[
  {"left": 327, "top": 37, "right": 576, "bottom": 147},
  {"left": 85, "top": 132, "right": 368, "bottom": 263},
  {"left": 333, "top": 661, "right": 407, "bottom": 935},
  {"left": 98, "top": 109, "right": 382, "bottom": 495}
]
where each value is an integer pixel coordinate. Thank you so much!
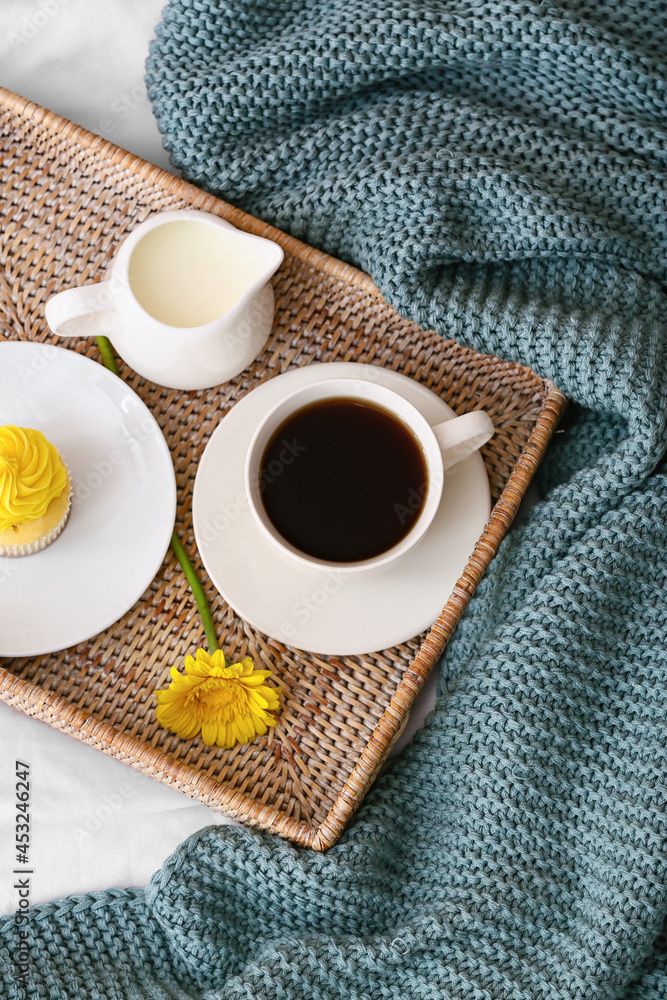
[
  {"left": 44, "top": 209, "right": 284, "bottom": 390},
  {"left": 245, "top": 377, "right": 494, "bottom": 576}
]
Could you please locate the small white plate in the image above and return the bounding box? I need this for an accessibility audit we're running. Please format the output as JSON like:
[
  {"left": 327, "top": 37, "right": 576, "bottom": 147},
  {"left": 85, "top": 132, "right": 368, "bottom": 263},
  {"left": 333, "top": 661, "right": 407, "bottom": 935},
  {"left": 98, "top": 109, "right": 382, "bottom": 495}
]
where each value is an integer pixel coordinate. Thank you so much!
[
  {"left": 194, "top": 363, "right": 491, "bottom": 655},
  {"left": 0, "top": 343, "right": 176, "bottom": 657}
]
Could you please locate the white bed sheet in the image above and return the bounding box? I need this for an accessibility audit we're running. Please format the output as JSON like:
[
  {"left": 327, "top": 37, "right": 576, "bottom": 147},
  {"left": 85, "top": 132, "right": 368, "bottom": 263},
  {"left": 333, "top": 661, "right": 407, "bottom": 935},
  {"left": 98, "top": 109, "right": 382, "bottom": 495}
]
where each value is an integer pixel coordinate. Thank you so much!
[
  {"left": 0, "top": 0, "right": 439, "bottom": 915},
  {"left": 1, "top": 0, "right": 171, "bottom": 171}
]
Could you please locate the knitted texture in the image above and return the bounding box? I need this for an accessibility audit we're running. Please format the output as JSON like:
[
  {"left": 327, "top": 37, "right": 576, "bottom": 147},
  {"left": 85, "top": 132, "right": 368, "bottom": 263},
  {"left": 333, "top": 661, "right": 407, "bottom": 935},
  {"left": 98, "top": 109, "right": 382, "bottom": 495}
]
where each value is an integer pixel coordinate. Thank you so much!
[{"left": 2, "top": 1, "right": 667, "bottom": 997}]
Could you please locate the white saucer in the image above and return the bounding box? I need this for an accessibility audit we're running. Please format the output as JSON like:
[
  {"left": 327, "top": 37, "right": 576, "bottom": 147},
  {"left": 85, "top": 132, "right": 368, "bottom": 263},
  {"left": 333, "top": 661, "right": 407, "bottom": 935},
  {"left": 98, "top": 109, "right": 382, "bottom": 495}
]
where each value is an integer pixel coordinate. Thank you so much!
[
  {"left": 0, "top": 343, "right": 176, "bottom": 657},
  {"left": 194, "top": 363, "right": 490, "bottom": 655}
]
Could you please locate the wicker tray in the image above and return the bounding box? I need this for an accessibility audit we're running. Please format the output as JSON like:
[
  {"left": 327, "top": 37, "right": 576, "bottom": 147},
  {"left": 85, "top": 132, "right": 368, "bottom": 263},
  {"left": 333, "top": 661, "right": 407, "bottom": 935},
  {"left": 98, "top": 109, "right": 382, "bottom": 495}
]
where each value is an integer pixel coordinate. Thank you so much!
[{"left": 0, "top": 88, "right": 566, "bottom": 850}]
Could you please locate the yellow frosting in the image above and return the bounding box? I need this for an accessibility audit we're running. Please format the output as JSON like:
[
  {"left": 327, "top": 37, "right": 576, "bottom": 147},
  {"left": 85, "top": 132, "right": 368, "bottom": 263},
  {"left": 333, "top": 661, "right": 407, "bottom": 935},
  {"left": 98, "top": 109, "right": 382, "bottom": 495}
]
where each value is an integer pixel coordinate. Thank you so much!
[{"left": 0, "top": 426, "right": 69, "bottom": 532}]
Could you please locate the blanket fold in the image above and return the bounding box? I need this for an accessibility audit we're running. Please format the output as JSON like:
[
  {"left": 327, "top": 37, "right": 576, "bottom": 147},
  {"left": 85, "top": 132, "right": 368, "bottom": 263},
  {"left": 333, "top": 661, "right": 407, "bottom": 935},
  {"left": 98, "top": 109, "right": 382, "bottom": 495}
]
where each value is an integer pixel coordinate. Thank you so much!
[{"left": 1, "top": 1, "right": 666, "bottom": 997}]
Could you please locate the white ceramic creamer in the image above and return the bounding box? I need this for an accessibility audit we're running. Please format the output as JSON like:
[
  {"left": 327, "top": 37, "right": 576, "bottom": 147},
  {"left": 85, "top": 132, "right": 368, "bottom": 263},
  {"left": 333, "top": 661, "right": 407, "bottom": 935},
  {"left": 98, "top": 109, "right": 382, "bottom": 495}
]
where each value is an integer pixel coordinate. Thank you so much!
[{"left": 45, "top": 209, "right": 284, "bottom": 390}]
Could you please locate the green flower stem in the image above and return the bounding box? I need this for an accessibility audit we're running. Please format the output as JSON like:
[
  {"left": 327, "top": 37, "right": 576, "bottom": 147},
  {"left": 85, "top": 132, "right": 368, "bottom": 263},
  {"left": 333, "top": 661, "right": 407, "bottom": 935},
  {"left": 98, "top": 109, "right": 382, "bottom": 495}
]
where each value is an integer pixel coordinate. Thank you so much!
[
  {"left": 169, "top": 531, "right": 219, "bottom": 653},
  {"left": 94, "top": 336, "right": 219, "bottom": 654},
  {"left": 95, "top": 336, "right": 120, "bottom": 377}
]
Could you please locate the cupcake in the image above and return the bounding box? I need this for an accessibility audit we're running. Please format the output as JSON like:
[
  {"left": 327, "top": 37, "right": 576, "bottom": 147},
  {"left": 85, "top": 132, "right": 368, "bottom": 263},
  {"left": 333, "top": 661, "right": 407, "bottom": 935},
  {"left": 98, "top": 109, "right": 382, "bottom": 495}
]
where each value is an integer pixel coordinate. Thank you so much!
[{"left": 0, "top": 426, "right": 72, "bottom": 557}]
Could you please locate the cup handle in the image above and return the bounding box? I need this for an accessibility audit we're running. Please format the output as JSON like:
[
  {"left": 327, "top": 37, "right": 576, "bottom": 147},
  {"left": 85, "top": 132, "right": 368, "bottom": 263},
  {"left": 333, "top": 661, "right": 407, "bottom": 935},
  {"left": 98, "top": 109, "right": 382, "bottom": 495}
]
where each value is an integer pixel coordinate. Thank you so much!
[
  {"left": 432, "top": 410, "right": 494, "bottom": 471},
  {"left": 45, "top": 282, "right": 116, "bottom": 338}
]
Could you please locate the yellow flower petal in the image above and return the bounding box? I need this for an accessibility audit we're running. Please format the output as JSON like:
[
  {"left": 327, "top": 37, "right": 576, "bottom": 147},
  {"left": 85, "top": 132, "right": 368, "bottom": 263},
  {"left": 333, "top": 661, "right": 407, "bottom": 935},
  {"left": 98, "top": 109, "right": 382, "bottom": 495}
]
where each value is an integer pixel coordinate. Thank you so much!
[
  {"left": 185, "top": 649, "right": 216, "bottom": 677},
  {"left": 201, "top": 722, "right": 218, "bottom": 746},
  {"left": 239, "top": 672, "right": 274, "bottom": 687}
]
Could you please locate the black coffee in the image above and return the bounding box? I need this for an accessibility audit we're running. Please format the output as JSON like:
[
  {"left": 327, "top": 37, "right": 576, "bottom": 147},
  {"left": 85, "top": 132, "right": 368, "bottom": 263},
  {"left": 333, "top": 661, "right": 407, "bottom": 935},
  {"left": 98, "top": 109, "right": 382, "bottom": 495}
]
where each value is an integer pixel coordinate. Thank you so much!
[{"left": 259, "top": 397, "right": 428, "bottom": 562}]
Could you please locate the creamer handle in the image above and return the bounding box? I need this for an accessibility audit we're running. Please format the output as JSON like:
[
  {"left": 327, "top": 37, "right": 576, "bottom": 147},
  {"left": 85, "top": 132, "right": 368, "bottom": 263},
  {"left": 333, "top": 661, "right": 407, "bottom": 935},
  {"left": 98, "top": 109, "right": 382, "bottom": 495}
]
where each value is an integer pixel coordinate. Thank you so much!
[{"left": 45, "top": 282, "right": 116, "bottom": 337}]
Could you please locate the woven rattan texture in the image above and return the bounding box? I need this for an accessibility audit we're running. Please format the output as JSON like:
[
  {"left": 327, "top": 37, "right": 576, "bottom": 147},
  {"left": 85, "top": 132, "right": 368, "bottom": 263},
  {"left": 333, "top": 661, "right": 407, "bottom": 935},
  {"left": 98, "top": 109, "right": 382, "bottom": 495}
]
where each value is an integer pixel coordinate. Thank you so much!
[{"left": 0, "top": 93, "right": 565, "bottom": 848}]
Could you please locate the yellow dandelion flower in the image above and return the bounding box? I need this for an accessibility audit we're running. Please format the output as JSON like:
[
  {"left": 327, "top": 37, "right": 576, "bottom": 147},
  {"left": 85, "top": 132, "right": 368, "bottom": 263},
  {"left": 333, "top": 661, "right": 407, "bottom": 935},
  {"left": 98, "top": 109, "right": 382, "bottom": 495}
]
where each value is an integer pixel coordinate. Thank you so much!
[{"left": 155, "top": 648, "right": 279, "bottom": 749}]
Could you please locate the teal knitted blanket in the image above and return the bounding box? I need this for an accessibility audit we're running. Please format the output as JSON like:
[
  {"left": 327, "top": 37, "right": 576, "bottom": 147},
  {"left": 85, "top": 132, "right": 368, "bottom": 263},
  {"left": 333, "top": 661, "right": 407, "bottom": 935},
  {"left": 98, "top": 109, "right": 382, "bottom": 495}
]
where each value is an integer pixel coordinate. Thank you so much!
[{"left": 2, "top": 1, "right": 666, "bottom": 997}]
